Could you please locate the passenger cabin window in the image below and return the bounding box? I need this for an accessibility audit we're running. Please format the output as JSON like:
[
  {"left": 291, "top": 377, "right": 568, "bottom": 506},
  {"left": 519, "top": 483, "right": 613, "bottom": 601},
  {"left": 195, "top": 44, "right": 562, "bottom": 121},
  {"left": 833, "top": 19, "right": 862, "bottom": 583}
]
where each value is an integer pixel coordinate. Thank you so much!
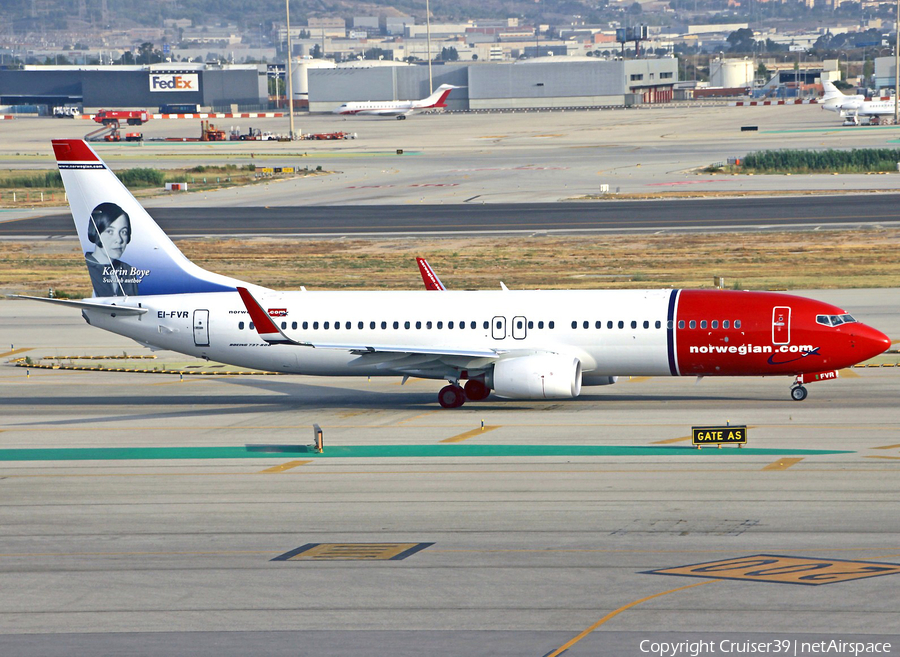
[
  {"left": 689, "top": 320, "right": 696, "bottom": 329},
  {"left": 404, "top": 321, "right": 410, "bottom": 329},
  {"left": 607, "top": 321, "right": 613, "bottom": 329},
  {"left": 416, "top": 321, "right": 422, "bottom": 329},
  {"left": 538, "top": 321, "right": 544, "bottom": 329},
  {"left": 723, "top": 320, "right": 729, "bottom": 329},
  {"left": 449, "top": 321, "right": 455, "bottom": 329},
  {"left": 393, "top": 321, "right": 399, "bottom": 329},
  {"left": 281, "top": 322, "right": 287, "bottom": 329},
  {"left": 528, "top": 321, "right": 534, "bottom": 329},
  {"left": 631, "top": 321, "right": 637, "bottom": 329},
  {"left": 471, "top": 321, "right": 477, "bottom": 329},
  {"left": 618, "top": 321, "right": 624, "bottom": 329},
  {"left": 656, "top": 321, "right": 662, "bottom": 329},
  {"left": 292, "top": 322, "right": 298, "bottom": 330},
  {"left": 426, "top": 321, "right": 432, "bottom": 329},
  {"left": 583, "top": 321, "right": 589, "bottom": 329},
  {"left": 571, "top": 321, "right": 577, "bottom": 329},
  {"left": 239, "top": 321, "right": 244, "bottom": 330},
  {"left": 437, "top": 321, "right": 443, "bottom": 329},
  {"left": 359, "top": 321, "right": 364, "bottom": 330},
  {"left": 735, "top": 320, "right": 742, "bottom": 329},
  {"left": 700, "top": 320, "right": 707, "bottom": 329},
  {"left": 381, "top": 321, "right": 387, "bottom": 329},
  {"left": 678, "top": 320, "right": 685, "bottom": 329},
  {"left": 249, "top": 322, "right": 254, "bottom": 330},
  {"left": 484, "top": 321, "right": 490, "bottom": 329},
  {"left": 313, "top": 321, "right": 319, "bottom": 330},
  {"left": 549, "top": 321, "right": 555, "bottom": 329},
  {"left": 711, "top": 321, "right": 718, "bottom": 329},
  {"left": 345, "top": 321, "right": 351, "bottom": 330}
]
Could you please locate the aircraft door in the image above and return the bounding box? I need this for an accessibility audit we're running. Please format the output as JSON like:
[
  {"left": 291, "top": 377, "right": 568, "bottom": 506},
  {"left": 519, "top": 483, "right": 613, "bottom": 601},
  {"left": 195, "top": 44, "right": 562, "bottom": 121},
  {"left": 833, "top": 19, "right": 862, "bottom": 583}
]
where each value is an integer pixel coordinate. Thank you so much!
[
  {"left": 512, "top": 316, "right": 527, "bottom": 340},
  {"left": 772, "top": 306, "right": 790, "bottom": 345},
  {"left": 193, "top": 309, "right": 210, "bottom": 347},
  {"left": 491, "top": 316, "right": 506, "bottom": 340}
]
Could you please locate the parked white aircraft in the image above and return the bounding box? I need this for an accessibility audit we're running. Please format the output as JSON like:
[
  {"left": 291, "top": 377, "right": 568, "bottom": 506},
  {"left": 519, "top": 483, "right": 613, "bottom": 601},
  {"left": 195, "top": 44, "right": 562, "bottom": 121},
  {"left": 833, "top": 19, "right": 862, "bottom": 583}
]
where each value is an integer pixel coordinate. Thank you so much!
[
  {"left": 332, "top": 84, "right": 459, "bottom": 119},
  {"left": 822, "top": 80, "right": 897, "bottom": 124},
  {"left": 16, "top": 139, "right": 891, "bottom": 408}
]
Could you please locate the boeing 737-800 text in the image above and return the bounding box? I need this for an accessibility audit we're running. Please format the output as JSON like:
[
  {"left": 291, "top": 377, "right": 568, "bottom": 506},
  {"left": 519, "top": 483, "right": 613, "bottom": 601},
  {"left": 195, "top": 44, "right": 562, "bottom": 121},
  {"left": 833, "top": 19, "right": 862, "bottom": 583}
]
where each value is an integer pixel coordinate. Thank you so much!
[{"left": 17, "top": 139, "right": 891, "bottom": 408}]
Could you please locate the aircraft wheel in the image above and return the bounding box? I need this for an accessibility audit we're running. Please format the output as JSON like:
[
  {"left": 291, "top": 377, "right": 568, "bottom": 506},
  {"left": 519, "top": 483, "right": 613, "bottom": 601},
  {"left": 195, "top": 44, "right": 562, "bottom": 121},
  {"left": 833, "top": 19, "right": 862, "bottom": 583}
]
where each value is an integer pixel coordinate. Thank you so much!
[
  {"left": 396, "top": 115, "right": 406, "bottom": 120},
  {"left": 464, "top": 379, "right": 490, "bottom": 401},
  {"left": 790, "top": 385, "right": 808, "bottom": 401},
  {"left": 438, "top": 384, "right": 466, "bottom": 408}
]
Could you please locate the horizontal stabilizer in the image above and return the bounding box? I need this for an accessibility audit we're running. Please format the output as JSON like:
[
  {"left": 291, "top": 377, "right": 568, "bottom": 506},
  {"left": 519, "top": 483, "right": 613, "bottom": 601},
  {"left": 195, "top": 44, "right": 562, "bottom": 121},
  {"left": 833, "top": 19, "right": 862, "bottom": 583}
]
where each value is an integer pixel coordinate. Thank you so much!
[{"left": 11, "top": 294, "right": 148, "bottom": 316}]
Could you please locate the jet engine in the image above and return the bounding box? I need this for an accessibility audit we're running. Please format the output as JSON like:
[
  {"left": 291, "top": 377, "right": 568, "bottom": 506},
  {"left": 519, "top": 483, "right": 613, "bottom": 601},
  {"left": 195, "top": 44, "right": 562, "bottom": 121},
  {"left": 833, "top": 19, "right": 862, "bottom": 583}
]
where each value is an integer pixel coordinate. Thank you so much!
[{"left": 489, "top": 354, "right": 582, "bottom": 399}]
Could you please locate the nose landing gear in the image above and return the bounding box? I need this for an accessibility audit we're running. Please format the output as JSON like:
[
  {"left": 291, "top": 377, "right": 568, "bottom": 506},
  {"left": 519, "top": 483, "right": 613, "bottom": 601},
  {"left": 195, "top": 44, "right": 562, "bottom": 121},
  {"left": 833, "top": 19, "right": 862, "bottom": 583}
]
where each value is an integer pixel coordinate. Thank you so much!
[{"left": 790, "top": 385, "right": 808, "bottom": 401}]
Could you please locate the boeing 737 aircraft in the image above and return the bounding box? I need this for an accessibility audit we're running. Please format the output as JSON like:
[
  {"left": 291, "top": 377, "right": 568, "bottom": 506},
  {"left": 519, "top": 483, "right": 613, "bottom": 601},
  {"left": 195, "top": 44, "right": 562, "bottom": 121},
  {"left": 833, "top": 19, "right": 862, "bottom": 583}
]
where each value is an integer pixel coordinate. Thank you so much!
[
  {"left": 17, "top": 139, "right": 891, "bottom": 408},
  {"left": 822, "top": 80, "right": 898, "bottom": 124},
  {"left": 332, "top": 84, "right": 458, "bottom": 119}
]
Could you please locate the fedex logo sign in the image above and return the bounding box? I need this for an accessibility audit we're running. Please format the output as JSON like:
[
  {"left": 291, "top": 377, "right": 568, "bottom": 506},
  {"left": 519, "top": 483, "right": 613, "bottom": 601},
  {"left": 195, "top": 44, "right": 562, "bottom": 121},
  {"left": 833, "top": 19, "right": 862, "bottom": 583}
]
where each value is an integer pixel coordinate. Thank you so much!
[{"left": 149, "top": 73, "right": 199, "bottom": 92}]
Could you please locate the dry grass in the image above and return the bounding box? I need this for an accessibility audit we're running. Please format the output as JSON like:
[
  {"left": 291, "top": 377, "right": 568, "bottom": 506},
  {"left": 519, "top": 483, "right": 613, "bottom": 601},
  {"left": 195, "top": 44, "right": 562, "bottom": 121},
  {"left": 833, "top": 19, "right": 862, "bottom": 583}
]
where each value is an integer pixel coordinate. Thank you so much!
[{"left": 3, "top": 228, "right": 900, "bottom": 298}]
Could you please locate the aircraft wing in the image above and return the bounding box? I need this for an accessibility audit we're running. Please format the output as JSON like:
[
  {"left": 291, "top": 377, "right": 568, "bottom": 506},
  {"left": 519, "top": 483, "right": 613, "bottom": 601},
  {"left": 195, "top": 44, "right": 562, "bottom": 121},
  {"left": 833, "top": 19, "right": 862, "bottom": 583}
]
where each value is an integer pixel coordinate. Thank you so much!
[
  {"left": 236, "top": 287, "right": 499, "bottom": 359},
  {"left": 416, "top": 257, "right": 446, "bottom": 290},
  {"left": 355, "top": 108, "right": 406, "bottom": 117},
  {"left": 11, "top": 295, "right": 148, "bottom": 316}
]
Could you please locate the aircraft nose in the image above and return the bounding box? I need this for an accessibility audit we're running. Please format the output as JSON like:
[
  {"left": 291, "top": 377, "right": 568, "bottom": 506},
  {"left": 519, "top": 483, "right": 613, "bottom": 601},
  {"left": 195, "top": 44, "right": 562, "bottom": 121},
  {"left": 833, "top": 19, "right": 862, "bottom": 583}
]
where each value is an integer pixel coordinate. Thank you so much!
[{"left": 852, "top": 324, "right": 891, "bottom": 361}]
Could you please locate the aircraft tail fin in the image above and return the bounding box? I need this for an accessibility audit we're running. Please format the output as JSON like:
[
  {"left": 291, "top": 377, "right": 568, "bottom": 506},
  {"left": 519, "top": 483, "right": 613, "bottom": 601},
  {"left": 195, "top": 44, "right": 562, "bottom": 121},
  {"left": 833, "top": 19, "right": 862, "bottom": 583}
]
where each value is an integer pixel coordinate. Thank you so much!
[
  {"left": 821, "top": 79, "right": 844, "bottom": 101},
  {"left": 52, "top": 139, "right": 246, "bottom": 299},
  {"left": 417, "top": 84, "right": 458, "bottom": 109}
]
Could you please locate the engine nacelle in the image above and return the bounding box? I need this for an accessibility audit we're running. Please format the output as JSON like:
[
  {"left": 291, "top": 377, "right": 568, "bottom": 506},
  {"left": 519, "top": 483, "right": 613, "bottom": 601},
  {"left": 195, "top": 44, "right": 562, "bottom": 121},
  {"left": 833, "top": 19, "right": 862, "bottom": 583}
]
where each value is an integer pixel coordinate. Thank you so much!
[
  {"left": 582, "top": 375, "right": 618, "bottom": 386},
  {"left": 489, "top": 354, "right": 582, "bottom": 400}
]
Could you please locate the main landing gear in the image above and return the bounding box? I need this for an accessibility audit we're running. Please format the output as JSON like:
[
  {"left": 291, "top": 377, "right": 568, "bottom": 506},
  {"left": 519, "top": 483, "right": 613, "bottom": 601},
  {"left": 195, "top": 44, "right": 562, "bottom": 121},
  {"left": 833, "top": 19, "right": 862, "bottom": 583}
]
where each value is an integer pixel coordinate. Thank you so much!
[
  {"left": 438, "top": 384, "right": 466, "bottom": 408},
  {"left": 438, "top": 379, "right": 492, "bottom": 408}
]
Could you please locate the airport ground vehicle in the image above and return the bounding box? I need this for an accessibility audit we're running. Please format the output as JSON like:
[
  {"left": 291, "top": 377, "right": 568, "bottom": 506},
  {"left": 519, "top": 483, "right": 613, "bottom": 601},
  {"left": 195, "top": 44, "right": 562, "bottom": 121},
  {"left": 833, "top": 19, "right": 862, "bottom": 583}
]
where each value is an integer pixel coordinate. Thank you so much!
[{"left": 19, "top": 139, "right": 892, "bottom": 409}]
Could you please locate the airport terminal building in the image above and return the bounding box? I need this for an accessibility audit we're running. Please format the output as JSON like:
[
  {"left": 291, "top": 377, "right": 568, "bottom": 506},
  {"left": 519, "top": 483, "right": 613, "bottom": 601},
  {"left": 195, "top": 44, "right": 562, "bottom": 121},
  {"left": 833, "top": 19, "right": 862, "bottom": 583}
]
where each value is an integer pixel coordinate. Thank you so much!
[{"left": 0, "top": 57, "right": 677, "bottom": 113}]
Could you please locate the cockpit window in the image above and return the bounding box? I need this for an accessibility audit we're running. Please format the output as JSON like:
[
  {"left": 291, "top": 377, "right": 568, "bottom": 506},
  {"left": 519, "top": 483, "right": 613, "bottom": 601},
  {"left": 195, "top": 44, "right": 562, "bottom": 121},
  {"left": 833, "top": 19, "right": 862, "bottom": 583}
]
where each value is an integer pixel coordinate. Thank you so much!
[{"left": 817, "top": 314, "right": 858, "bottom": 327}]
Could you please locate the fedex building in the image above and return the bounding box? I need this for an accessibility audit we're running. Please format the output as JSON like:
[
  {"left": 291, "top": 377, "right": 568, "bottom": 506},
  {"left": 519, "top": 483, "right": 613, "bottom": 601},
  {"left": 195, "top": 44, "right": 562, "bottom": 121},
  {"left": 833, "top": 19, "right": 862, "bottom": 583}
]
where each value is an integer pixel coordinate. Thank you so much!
[{"left": 0, "top": 63, "right": 268, "bottom": 111}]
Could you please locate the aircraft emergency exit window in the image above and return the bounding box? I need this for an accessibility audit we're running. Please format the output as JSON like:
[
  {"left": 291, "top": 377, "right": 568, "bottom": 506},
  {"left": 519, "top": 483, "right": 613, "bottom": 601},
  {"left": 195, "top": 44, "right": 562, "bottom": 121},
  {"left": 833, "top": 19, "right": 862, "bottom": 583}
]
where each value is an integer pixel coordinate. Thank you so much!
[
  {"left": 549, "top": 321, "right": 555, "bottom": 329},
  {"left": 292, "top": 322, "right": 298, "bottom": 330},
  {"left": 516, "top": 320, "right": 523, "bottom": 329},
  {"left": 416, "top": 321, "right": 422, "bottom": 329},
  {"left": 631, "top": 321, "right": 637, "bottom": 329},
  {"left": 238, "top": 322, "right": 244, "bottom": 330},
  {"left": 618, "top": 321, "right": 624, "bottom": 329},
  {"left": 689, "top": 320, "right": 696, "bottom": 329},
  {"left": 571, "top": 321, "right": 577, "bottom": 329},
  {"left": 723, "top": 320, "right": 730, "bottom": 329},
  {"left": 405, "top": 321, "right": 411, "bottom": 329},
  {"left": 735, "top": 320, "right": 742, "bottom": 329},
  {"left": 700, "top": 321, "right": 707, "bottom": 329},
  {"left": 711, "top": 320, "right": 718, "bottom": 329}
]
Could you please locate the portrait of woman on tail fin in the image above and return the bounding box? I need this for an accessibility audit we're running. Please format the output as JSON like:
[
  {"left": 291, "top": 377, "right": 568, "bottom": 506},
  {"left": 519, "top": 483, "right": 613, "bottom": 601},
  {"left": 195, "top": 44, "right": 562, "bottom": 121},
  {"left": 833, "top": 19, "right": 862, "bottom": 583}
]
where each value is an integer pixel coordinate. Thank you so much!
[{"left": 84, "top": 202, "right": 140, "bottom": 297}]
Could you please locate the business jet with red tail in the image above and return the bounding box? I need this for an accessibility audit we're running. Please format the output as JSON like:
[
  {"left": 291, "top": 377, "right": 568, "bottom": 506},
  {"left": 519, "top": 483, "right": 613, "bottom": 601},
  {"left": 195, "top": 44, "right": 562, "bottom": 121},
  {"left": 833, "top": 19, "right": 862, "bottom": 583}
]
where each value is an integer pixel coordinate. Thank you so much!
[
  {"left": 18, "top": 139, "right": 891, "bottom": 408},
  {"left": 332, "top": 84, "right": 458, "bottom": 119}
]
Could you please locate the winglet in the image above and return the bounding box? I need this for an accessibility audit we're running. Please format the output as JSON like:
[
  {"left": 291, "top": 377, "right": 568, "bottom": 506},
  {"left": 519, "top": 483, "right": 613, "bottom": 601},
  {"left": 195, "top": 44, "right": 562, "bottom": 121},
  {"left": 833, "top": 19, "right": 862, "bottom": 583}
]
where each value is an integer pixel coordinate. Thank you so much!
[
  {"left": 236, "top": 287, "right": 300, "bottom": 345},
  {"left": 416, "top": 257, "right": 446, "bottom": 291}
]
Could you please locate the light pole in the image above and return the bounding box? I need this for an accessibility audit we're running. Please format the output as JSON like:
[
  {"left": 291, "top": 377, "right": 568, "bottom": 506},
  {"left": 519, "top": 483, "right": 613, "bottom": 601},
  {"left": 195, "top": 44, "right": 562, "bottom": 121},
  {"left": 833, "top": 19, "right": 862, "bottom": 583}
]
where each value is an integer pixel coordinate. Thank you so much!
[
  {"left": 285, "top": 0, "right": 295, "bottom": 140},
  {"left": 425, "top": 0, "right": 433, "bottom": 93},
  {"left": 895, "top": 0, "right": 899, "bottom": 124}
]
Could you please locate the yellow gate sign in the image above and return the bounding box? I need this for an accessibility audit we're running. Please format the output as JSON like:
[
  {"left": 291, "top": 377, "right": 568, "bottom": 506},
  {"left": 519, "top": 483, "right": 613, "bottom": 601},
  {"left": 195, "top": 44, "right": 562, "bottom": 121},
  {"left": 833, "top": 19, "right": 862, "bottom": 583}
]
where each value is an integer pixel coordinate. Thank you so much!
[{"left": 692, "top": 425, "right": 747, "bottom": 447}]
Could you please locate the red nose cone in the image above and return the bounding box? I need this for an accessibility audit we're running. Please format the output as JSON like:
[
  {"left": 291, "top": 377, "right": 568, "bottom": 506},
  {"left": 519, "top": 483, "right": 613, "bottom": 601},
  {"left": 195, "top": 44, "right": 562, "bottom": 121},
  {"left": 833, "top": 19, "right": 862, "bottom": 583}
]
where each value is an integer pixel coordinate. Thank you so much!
[{"left": 855, "top": 325, "right": 891, "bottom": 361}]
